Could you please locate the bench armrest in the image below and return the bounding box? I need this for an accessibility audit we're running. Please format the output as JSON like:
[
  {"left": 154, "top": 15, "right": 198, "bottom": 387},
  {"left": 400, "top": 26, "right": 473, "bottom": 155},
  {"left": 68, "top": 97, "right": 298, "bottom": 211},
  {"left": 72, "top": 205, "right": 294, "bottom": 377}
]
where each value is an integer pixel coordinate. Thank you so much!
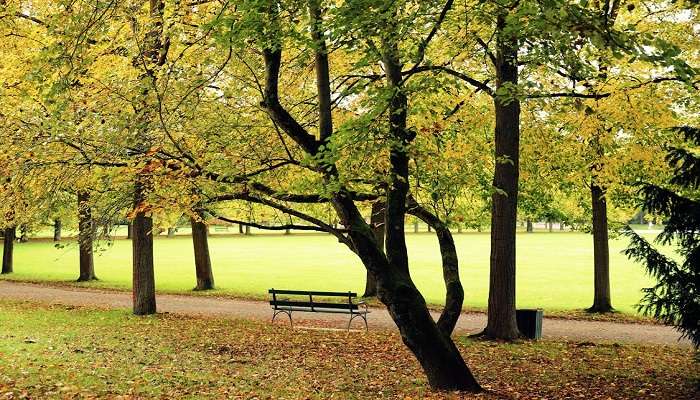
[{"left": 355, "top": 301, "right": 369, "bottom": 313}]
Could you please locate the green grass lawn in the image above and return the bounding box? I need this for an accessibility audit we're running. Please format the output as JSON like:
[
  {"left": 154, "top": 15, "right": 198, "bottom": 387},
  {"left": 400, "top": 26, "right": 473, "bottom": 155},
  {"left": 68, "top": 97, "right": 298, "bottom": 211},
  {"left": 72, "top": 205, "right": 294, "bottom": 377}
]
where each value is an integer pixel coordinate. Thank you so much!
[
  {"left": 0, "top": 300, "right": 696, "bottom": 399},
  {"left": 1, "top": 231, "right": 659, "bottom": 314}
]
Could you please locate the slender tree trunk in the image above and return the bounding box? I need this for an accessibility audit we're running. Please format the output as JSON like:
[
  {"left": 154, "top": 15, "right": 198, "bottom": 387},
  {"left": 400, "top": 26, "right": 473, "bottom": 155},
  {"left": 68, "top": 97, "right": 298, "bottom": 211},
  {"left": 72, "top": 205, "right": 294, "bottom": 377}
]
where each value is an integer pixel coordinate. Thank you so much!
[
  {"left": 484, "top": 12, "right": 521, "bottom": 340},
  {"left": 167, "top": 227, "right": 176, "bottom": 237},
  {"left": 244, "top": 224, "right": 251, "bottom": 235},
  {"left": 131, "top": 0, "right": 164, "bottom": 316},
  {"left": 2, "top": 227, "right": 15, "bottom": 274},
  {"left": 53, "top": 219, "right": 62, "bottom": 242},
  {"left": 526, "top": 219, "right": 533, "bottom": 233},
  {"left": 191, "top": 213, "right": 214, "bottom": 291},
  {"left": 589, "top": 182, "right": 613, "bottom": 313},
  {"left": 77, "top": 191, "right": 97, "bottom": 282},
  {"left": 363, "top": 201, "right": 385, "bottom": 297},
  {"left": 414, "top": 220, "right": 419, "bottom": 233},
  {"left": 548, "top": 221, "right": 553, "bottom": 232},
  {"left": 238, "top": 223, "right": 244, "bottom": 234},
  {"left": 407, "top": 196, "right": 464, "bottom": 336}
]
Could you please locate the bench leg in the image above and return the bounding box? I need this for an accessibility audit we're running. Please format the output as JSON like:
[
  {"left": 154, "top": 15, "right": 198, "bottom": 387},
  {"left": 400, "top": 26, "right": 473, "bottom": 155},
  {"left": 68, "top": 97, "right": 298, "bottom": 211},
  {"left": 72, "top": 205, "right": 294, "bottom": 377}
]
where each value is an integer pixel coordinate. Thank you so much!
[
  {"left": 272, "top": 310, "right": 293, "bottom": 327},
  {"left": 348, "top": 313, "right": 368, "bottom": 331}
]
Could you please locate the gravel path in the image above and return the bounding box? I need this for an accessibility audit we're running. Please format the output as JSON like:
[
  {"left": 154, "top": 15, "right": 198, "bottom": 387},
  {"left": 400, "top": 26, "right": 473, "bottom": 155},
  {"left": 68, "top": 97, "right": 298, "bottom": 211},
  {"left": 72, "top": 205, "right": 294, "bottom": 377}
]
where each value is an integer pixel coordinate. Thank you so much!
[{"left": 0, "top": 281, "right": 689, "bottom": 346}]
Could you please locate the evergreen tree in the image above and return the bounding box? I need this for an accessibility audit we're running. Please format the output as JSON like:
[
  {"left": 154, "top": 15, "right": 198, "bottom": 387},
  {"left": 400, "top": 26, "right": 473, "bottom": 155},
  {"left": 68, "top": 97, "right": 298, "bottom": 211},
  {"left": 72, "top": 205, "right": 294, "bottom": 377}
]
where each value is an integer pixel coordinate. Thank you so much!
[{"left": 623, "top": 126, "right": 700, "bottom": 348}]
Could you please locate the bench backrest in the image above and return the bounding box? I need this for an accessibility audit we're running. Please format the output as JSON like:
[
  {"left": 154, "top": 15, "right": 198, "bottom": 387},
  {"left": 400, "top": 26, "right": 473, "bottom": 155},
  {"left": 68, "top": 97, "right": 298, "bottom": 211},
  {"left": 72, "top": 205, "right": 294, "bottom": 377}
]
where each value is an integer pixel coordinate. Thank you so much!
[{"left": 269, "top": 289, "right": 359, "bottom": 311}]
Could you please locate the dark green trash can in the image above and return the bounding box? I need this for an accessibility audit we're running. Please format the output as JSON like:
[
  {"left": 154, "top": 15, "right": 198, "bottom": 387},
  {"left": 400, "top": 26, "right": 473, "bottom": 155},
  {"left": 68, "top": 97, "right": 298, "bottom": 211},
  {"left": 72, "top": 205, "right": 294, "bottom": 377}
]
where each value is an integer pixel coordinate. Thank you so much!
[{"left": 516, "top": 309, "right": 543, "bottom": 340}]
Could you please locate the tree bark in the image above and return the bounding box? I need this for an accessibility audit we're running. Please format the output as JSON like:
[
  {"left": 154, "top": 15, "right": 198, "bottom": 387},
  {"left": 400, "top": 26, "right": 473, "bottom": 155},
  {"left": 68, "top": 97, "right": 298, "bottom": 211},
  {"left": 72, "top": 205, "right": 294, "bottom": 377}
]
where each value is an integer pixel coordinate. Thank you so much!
[
  {"left": 414, "top": 220, "right": 419, "bottom": 233},
  {"left": 2, "top": 227, "right": 15, "bottom": 274},
  {"left": 483, "top": 12, "right": 521, "bottom": 340},
  {"left": 363, "top": 201, "right": 385, "bottom": 297},
  {"left": 526, "top": 219, "right": 533, "bottom": 233},
  {"left": 407, "top": 196, "right": 464, "bottom": 336},
  {"left": 588, "top": 182, "right": 613, "bottom": 313},
  {"left": 548, "top": 221, "right": 553, "bottom": 232},
  {"left": 191, "top": 212, "right": 214, "bottom": 291},
  {"left": 130, "top": 0, "right": 164, "bottom": 316},
  {"left": 77, "top": 191, "right": 97, "bottom": 282},
  {"left": 53, "top": 219, "right": 62, "bottom": 242},
  {"left": 244, "top": 224, "right": 251, "bottom": 235},
  {"left": 238, "top": 224, "right": 244, "bottom": 234},
  {"left": 132, "top": 184, "right": 156, "bottom": 315}
]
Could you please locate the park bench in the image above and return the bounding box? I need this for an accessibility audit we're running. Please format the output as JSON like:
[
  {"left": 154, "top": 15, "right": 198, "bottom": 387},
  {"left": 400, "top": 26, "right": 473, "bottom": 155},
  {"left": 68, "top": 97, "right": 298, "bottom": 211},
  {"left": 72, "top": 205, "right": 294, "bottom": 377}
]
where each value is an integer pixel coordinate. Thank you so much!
[{"left": 268, "top": 289, "right": 370, "bottom": 330}]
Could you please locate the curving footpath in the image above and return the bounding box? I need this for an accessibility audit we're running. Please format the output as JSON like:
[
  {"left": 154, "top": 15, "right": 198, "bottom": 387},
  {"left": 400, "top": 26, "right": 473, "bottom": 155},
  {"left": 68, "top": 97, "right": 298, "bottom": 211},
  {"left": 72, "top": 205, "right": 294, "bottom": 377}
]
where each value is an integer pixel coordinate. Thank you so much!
[{"left": 0, "top": 280, "right": 689, "bottom": 346}]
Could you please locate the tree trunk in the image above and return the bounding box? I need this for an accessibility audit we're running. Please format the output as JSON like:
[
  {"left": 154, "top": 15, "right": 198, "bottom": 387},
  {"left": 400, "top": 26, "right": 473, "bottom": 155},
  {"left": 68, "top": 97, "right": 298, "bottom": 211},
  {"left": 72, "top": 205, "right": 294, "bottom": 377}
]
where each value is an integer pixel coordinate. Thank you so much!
[
  {"left": 130, "top": 0, "right": 163, "bottom": 316},
  {"left": 407, "top": 196, "right": 464, "bottom": 336},
  {"left": 53, "top": 219, "right": 62, "bottom": 242},
  {"left": 363, "top": 201, "right": 385, "bottom": 297},
  {"left": 589, "top": 182, "right": 613, "bottom": 313},
  {"left": 414, "top": 220, "right": 419, "bottom": 233},
  {"left": 167, "top": 227, "right": 176, "bottom": 237},
  {"left": 484, "top": 12, "right": 521, "bottom": 340},
  {"left": 427, "top": 225, "right": 432, "bottom": 232},
  {"left": 244, "top": 224, "right": 251, "bottom": 235},
  {"left": 560, "top": 222, "right": 565, "bottom": 231},
  {"left": 127, "top": 222, "right": 133, "bottom": 239},
  {"left": 548, "top": 221, "right": 553, "bottom": 232},
  {"left": 191, "top": 213, "right": 214, "bottom": 291},
  {"left": 2, "top": 227, "right": 15, "bottom": 274},
  {"left": 77, "top": 191, "right": 97, "bottom": 282},
  {"left": 284, "top": 228, "right": 291, "bottom": 235},
  {"left": 526, "top": 219, "right": 533, "bottom": 233},
  {"left": 132, "top": 177, "right": 156, "bottom": 315}
]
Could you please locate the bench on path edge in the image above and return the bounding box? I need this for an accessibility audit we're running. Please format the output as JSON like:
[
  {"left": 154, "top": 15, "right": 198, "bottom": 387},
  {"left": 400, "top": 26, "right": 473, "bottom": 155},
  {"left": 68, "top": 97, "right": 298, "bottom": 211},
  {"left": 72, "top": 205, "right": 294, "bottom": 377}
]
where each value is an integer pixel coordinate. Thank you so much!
[{"left": 268, "top": 289, "right": 370, "bottom": 330}]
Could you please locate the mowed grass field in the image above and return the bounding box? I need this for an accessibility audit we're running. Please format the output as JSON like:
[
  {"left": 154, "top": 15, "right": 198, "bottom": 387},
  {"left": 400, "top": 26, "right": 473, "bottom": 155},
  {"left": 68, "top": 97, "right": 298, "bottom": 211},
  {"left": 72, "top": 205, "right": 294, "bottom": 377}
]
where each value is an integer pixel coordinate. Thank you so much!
[{"left": 1, "top": 229, "right": 660, "bottom": 314}]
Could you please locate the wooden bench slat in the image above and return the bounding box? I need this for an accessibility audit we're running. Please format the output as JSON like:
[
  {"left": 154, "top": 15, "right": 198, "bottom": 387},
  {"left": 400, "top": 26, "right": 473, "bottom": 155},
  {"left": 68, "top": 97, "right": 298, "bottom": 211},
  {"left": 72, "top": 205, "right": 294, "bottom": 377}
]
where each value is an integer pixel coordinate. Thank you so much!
[
  {"left": 269, "top": 289, "right": 357, "bottom": 297},
  {"left": 270, "top": 300, "right": 359, "bottom": 310}
]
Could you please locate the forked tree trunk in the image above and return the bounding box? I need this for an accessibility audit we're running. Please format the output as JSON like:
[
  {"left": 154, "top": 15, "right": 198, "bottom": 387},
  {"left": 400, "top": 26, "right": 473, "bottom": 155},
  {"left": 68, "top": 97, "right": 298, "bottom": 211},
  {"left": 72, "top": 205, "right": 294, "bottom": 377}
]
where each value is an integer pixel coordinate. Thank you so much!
[
  {"left": 77, "top": 191, "right": 97, "bottom": 282},
  {"left": 363, "top": 201, "right": 385, "bottom": 297},
  {"left": 53, "top": 219, "right": 62, "bottom": 242},
  {"left": 589, "top": 182, "right": 613, "bottom": 313},
  {"left": 407, "top": 196, "right": 464, "bottom": 336},
  {"left": 483, "top": 12, "right": 521, "bottom": 340},
  {"left": 526, "top": 219, "right": 533, "bottom": 233},
  {"left": 191, "top": 213, "right": 214, "bottom": 291},
  {"left": 2, "top": 226, "right": 15, "bottom": 274}
]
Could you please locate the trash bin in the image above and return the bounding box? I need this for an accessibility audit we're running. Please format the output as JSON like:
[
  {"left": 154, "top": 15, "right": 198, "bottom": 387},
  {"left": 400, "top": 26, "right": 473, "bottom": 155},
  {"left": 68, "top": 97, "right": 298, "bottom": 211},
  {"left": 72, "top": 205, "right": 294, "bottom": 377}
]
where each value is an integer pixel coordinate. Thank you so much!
[{"left": 516, "top": 309, "right": 543, "bottom": 340}]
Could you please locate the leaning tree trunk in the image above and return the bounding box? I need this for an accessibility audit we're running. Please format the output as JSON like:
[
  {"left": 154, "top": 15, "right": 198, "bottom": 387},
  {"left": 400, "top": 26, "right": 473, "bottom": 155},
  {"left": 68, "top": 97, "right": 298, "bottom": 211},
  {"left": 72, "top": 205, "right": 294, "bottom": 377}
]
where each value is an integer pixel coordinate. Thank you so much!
[
  {"left": 77, "top": 191, "right": 97, "bottom": 281},
  {"left": 363, "top": 201, "right": 385, "bottom": 297},
  {"left": 407, "top": 196, "right": 464, "bottom": 336},
  {"left": 53, "top": 219, "right": 62, "bottom": 242},
  {"left": 589, "top": 182, "right": 613, "bottom": 313},
  {"left": 483, "top": 12, "right": 521, "bottom": 340},
  {"left": 2, "top": 226, "right": 15, "bottom": 274},
  {"left": 190, "top": 213, "right": 214, "bottom": 291}
]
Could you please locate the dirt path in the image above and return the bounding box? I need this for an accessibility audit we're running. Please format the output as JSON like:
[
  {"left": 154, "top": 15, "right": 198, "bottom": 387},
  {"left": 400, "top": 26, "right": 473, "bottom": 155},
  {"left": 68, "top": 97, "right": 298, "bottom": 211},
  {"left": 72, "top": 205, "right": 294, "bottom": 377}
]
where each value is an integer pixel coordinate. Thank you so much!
[{"left": 0, "top": 281, "right": 689, "bottom": 346}]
